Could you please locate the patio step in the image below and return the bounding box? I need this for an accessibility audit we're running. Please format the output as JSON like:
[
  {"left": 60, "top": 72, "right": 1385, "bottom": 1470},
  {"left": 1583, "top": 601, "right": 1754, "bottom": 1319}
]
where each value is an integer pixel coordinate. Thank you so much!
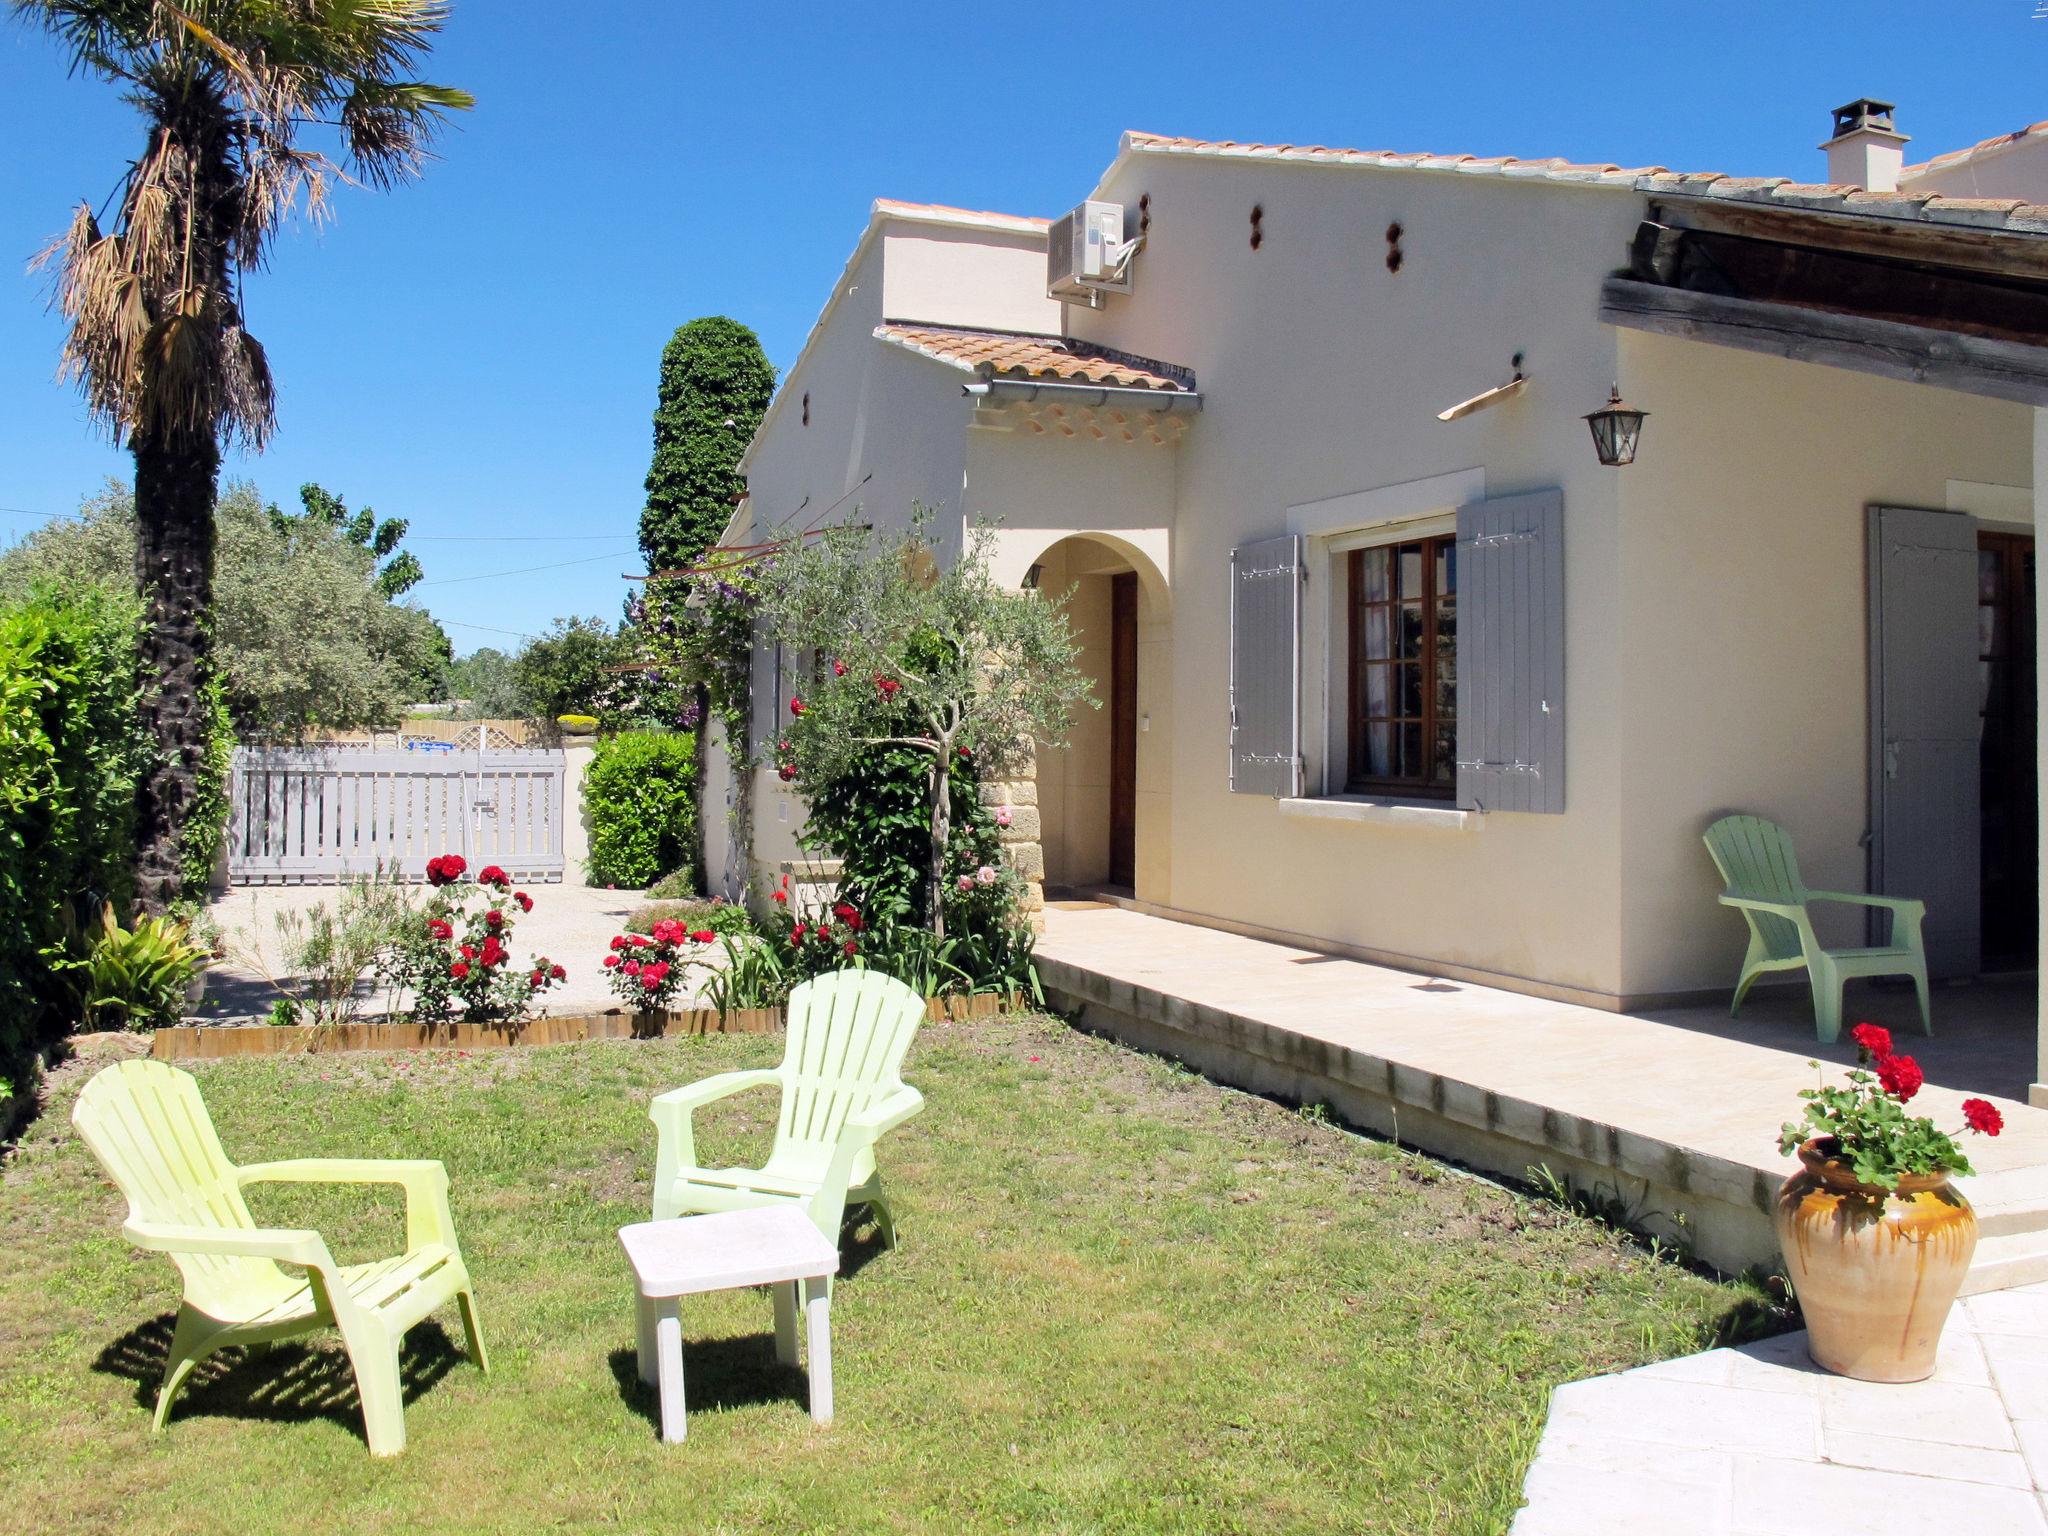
[{"left": 1963, "top": 1229, "right": 2048, "bottom": 1294}]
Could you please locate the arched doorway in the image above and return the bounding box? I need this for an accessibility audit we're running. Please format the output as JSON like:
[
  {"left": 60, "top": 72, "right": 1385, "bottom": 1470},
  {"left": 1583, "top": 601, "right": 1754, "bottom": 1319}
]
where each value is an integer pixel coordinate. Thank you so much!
[{"left": 1026, "top": 534, "right": 1169, "bottom": 899}]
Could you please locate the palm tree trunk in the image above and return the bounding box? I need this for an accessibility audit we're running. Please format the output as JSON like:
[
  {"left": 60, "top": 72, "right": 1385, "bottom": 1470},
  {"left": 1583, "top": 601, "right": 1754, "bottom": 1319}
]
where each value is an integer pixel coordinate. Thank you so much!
[
  {"left": 132, "top": 428, "right": 221, "bottom": 914},
  {"left": 927, "top": 745, "right": 951, "bottom": 940}
]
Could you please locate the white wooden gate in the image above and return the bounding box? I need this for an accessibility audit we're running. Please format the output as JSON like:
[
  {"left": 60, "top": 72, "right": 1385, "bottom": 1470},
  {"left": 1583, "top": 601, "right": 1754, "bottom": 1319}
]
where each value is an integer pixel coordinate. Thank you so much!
[{"left": 227, "top": 746, "right": 567, "bottom": 885}]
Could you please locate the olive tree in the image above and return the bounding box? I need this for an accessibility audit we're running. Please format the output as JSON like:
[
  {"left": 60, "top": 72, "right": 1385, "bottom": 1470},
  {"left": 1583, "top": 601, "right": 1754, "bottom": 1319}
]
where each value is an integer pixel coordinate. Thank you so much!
[{"left": 758, "top": 511, "right": 1093, "bottom": 937}]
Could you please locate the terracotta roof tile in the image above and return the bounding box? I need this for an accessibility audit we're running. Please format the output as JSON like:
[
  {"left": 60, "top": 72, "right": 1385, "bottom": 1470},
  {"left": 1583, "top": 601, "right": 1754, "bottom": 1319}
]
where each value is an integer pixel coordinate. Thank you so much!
[
  {"left": 1112, "top": 130, "right": 2048, "bottom": 240},
  {"left": 872, "top": 323, "right": 1194, "bottom": 391},
  {"left": 1905, "top": 119, "right": 2048, "bottom": 177}
]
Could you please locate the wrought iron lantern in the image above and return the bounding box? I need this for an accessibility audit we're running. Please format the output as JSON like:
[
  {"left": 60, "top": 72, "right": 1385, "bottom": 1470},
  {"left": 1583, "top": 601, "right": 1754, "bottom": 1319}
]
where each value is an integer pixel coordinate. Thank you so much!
[{"left": 1583, "top": 384, "right": 1648, "bottom": 466}]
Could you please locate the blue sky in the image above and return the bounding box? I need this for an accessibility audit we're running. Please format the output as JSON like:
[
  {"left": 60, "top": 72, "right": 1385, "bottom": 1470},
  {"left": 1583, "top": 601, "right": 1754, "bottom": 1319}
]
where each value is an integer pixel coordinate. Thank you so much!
[{"left": 2, "top": 2, "right": 2044, "bottom": 654}]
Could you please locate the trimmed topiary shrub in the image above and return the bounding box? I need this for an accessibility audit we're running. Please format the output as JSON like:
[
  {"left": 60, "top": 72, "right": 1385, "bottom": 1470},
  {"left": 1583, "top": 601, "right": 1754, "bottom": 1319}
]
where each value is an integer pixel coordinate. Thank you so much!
[
  {"left": 639, "top": 317, "right": 776, "bottom": 573},
  {"left": 584, "top": 730, "right": 697, "bottom": 888}
]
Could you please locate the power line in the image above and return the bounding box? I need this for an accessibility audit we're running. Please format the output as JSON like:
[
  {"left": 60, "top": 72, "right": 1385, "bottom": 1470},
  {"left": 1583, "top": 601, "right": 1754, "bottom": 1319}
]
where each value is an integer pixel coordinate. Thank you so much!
[
  {"left": 438, "top": 617, "right": 540, "bottom": 642},
  {"left": 407, "top": 535, "right": 638, "bottom": 543},
  {"left": 414, "top": 549, "right": 630, "bottom": 587}
]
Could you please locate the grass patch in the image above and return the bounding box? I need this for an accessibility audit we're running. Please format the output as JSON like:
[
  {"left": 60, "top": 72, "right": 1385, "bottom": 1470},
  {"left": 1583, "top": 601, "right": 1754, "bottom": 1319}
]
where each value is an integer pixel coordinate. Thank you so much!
[{"left": 0, "top": 1015, "right": 1765, "bottom": 1534}]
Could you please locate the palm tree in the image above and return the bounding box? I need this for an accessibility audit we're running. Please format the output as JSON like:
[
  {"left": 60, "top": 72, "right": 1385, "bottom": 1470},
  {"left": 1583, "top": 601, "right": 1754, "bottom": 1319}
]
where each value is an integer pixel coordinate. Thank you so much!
[{"left": 15, "top": 1, "right": 471, "bottom": 910}]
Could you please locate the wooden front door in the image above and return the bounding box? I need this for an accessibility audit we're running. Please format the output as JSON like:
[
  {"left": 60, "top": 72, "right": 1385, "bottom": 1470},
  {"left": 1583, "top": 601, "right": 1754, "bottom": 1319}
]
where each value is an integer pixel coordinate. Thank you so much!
[
  {"left": 1108, "top": 572, "right": 1138, "bottom": 890},
  {"left": 1979, "top": 530, "right": 2037, "bottom": 968}
]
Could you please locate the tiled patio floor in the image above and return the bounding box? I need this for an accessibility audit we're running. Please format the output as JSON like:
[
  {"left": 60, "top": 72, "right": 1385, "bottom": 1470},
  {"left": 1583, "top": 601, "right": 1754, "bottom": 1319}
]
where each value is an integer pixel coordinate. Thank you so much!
[
  {"left": 1034, "top": 904, "right": 2048, "bottom": 1270},
  {"left": 1510, "top": 1284, "right": 2048, "bottom": 1534}
]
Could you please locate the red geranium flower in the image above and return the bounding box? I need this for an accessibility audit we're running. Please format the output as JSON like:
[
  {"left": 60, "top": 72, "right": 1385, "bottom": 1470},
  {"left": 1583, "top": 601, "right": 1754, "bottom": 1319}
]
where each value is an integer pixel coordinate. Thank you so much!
[
  {"left": 1963, "top": 1099, "right": 2005, "bottom": 1136},
  {"left": 449, "top": 961, "right": 470, "bottom": 979},
  {"left": 1876, "top": 1053, "right": 1925, "bottom": 1102},
  {"left": 479, "top": 865, "right": 510, "bottom": 889},
  {"left": 1849, "top": 1023, "right": 1893, "bottom": 1061},
  {"left": 514, "top": 892, "right": 533, "bottom": 912}
]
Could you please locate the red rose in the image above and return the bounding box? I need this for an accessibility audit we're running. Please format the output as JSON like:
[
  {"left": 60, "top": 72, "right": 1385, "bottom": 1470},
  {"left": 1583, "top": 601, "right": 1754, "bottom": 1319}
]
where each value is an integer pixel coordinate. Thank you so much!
[
  {"left": 515, "top": 892, "right": 533, "bottom": 912},
  {"left": 958, "top": 745, "right": 971, "bottom": 758},
  {"left": 641, "top": 972, "right": 660, "bottom": 990},
  {"left": 1876, "top": 1053, "right": 1925, "bottom": 1102},
  {"left": 427, "top": 853, "right": 465, "bottom": 886},
  {"left": 603, "top": 954, "right": 620, "bottom": 969},
  {"left": 772, "top": 889, "right": 789, "bottom": 904},
  {"left": 1849, "top": 1023, "right": 1893, "bottom": 1061},
  {"left": 449, "top": 961, "right": 470, "bottom": 979},
  {"left": 1963, "top": 1098, "right": 2005, "bottom": 1136},
  {"left": 789, "top": 696, "right": 805, "bottom": 716},
  {"left": 530, "top": 970, "right": 544, "bottom": 986},
  {"left": 428, "top": 919, "right": 453, "bottom": 940},
  {"left": 831, "top": 657, "right": 847, "bottom": 676},
  {"left": 624, "top": 959, "right": 642, "bottom": 976},
  {"left": 460, "top": 943, "right": 477, "bottom": 960},
  {"left": 792, "top": 923, "right": 808, "bottom": 942},
  {"left": 844, "top": 910, "right": 864, "bottom": 932},
  {"left": 833, "top": 902, "right": 856, "bottom": 921},
  {"left": 778, "top": 765, "right": 797, "bottom": 781},
  {"left": 486, "top": 910, "right": 505, "bottom": 930},
  {"left": 479, "top": 865, "right": 509, "bottom": 889},
  {"left": 843, "top": 940, "right": 857, "bottom": 957},
  {"left": 550, "top": 964, "right": 566, "bottom": 981},
  {"left": 609, "top": 935, "right": 627, "bottom": 951},
  {"left": 691, "top": 930, "right": 715, "bottom": 944}
]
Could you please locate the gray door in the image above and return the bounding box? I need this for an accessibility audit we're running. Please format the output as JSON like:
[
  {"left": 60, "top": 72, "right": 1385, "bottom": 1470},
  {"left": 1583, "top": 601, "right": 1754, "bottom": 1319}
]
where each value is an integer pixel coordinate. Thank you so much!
[{"left": 1869, "top": 504, "right": 1980, "bottom": 977}]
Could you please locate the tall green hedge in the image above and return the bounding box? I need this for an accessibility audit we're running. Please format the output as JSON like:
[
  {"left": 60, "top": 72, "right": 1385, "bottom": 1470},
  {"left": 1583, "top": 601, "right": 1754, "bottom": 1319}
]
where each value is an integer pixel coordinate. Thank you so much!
[
  {"left": 584, "top": 730, "right": 697, "bottom": 888},
  {"left": 639, "top": 317, "right": 776, "bottom": 573},
  {"left": 0, "top": 584, "right": 150, "bottom": 1121}
]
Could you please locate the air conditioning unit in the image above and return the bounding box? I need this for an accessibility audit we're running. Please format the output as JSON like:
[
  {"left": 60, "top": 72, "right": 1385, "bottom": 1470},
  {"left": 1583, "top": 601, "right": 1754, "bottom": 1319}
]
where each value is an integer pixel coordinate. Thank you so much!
[{"left": 1047, "top": 200, "right": 1139, "bottom": 301}]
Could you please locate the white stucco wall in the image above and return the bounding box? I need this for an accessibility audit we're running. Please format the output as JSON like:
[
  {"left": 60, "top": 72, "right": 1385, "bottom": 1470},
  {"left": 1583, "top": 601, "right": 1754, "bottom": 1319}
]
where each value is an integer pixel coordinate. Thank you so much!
[{"left": 1901, "top": 134, "right": 2048, "bottom": 203}]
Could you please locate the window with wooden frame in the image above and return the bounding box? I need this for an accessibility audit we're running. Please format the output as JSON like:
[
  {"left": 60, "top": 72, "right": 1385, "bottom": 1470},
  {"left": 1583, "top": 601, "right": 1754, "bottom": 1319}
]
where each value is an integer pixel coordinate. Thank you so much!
[{"left": 1346, "top": 537, "right": 1457, "bottom": 796}]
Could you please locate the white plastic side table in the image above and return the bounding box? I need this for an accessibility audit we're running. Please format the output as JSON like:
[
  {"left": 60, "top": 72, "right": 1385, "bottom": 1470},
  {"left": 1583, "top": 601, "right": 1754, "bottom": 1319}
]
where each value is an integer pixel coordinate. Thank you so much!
[{"left": 618, "top": 1205, "right": 842, "bottom": 1443}]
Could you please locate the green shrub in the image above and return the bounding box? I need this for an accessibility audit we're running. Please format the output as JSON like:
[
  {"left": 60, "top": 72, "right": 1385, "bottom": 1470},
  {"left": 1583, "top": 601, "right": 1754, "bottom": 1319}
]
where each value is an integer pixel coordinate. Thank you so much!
[
  {"left": 584, "top": 730, "right": 697, "bottom": 888},
  {"left": 623, "top": 896, "right": 753, "bottom": 937},
  {"left": 644, "top": 866, "right": 697, "bottom": 900},
  {"left": 0, "top": 582, "right": 150, "bottom": 1117},
  {"left": 63, "top": 903, "right": 208, "bottom": 1032}
]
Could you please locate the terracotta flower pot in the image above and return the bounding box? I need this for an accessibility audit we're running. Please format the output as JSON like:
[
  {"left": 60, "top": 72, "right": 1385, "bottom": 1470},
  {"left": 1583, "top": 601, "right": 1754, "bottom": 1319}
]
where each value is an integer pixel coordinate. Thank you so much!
[{"left": 1774, "top": 1138, "right": 1977, "bottom": 1382}]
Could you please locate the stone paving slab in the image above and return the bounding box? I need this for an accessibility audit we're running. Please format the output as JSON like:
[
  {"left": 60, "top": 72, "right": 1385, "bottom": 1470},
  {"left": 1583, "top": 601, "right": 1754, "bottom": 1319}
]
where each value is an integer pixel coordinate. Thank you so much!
[{"left": 1511, "top": 1283, "right": 2048, "bottom": 1533}]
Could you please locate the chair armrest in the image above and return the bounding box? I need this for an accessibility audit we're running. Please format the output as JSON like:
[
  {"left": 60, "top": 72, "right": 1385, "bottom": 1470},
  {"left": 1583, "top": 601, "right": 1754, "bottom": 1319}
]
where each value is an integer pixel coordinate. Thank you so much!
[
  {"left": 238, "top": 1159, "right": 456, "bottom": 1251},
  {"left": 1805, "top": 890, "right": 1926, "bottom": 915},
  {"left": 1717, "top": 895, "right": 1809, "bottom": 918},
  {"left": 807, "top": 1085, "right": 925, "bottom": 1235},
  {"left": 124, "top": 1219, "right": 334, "bottom": 1271},
  {"left": 847, "top": 1084, "right": 925, "bottom": 1140},
  {"left": 649, "top": 1070, "right": 782, "bottom": 1186}
]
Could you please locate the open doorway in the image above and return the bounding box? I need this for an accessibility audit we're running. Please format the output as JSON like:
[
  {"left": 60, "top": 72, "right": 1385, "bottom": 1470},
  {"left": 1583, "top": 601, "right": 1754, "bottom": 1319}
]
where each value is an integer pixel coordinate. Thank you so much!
[{"left": 1979, "top": 530, "right": 2037, "bottom": 969}]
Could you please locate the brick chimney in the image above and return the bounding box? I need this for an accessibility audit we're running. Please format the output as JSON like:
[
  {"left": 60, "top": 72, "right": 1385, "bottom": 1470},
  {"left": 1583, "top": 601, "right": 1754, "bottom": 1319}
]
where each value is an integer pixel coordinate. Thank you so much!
[{"left": 1821, "top": 98, "right": 1908, "bottom": 191}]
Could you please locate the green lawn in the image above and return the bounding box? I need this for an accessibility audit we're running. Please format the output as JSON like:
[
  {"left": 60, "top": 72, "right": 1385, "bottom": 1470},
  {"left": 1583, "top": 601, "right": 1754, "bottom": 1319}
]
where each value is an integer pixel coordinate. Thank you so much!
[{"left": 1, "top": 1014, "right": 1766, "bottom": 1535}]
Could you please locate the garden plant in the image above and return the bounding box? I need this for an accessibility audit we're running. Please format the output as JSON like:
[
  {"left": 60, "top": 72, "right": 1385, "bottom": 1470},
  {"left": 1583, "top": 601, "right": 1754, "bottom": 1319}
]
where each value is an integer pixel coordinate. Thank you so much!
[{"left": 383, "top": 856, "right": 566, "bottom": 1024}]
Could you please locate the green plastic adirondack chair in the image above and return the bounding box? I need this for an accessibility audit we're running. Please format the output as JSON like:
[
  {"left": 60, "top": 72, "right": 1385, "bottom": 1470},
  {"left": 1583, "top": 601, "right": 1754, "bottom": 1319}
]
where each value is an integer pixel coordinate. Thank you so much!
[
  {"left": 1703, "top": 814, "right": 1932, "bottom": 1044},
  {"left": 71, "top": 1059, "right": 487, "bottom": 1457},
  {"left": 650, "top": 970, "right": 926, "bottom": 1247}
]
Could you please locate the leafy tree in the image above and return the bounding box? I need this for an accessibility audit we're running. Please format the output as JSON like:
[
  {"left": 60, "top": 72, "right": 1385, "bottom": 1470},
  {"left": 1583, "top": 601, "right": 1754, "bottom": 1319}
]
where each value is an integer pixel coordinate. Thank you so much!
[
  {"left": 445, "top": 648, "right": 526, "bottom": 719},
  {"left": 759, "top": 510, "right": 1094, "bottom": 937},
  {"left": 274, "top": 482, "right": 424, "bottom": 598},
  {"left": 15, "top": 0, "right": 470, "bottom": 909},
  {"left": 640, "top": 317, "right": 776, "bottom": 573},
  {"left": 514, "top": 616, "right": 621, "bottom": 721},
  {"left": 0, "top": 483, "right": 448, "bottom": 737}
]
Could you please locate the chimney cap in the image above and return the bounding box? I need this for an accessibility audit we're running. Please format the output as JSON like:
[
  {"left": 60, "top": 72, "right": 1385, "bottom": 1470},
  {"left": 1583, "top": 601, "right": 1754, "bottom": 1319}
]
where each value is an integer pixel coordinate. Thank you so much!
[{"left": 1826, "top": 98, "right": 1907, "bottom": 144}]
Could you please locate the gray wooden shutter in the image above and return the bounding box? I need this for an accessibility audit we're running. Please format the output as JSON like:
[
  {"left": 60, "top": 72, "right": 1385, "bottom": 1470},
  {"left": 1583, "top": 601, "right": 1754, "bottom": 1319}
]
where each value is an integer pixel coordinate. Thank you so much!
[
  {"left": 1228, "top": 534, "right": 1304, "bottom": 797},
  {"left": 1456, "top": 490, "right": 1564, "bottom": 813}
]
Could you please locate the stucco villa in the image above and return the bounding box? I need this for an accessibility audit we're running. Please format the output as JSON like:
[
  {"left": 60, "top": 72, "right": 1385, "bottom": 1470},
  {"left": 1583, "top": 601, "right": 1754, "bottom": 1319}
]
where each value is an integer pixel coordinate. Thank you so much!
[{"left": 705, "top": 101, "right": 2048, "bottom": 1104}]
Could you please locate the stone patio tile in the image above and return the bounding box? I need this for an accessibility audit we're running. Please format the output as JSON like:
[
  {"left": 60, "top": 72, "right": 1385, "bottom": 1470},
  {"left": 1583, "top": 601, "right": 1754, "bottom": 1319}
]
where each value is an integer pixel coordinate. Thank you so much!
[
  {"left": 2012, "top": 1420, "right": 2048, "bottom": 1489},
  {"left": 1532, "top": 1424, "right": 1736, "bottom": 1488},
  {"left": 1732, "top": 1458, "right": 2048, "bottom": 1534},
  {"left": 1823, "top": 1428, "right": 2032, "bottom": 1488},
  {"left": 1967, "top": 1289, "right": 2048, "bottom": 1338},
  {"left": 1820, "top": 1378, "right": 2018, "bottom": 1450},
  {"left": 1723, "top": 1332, "right": 1829, "bottom": 1395},
  {"left": 1985, "top": 1332, "right": 2048, "bottom": 1419},
  {"left": 1930, "top": 1325, "right": 1994, "bottom": 1387},
  {"left": 1637, "top": 1349, "right": 1736, "bottom": 1387},
  {"left": 1546, "top": 1376, "right": 1822, "bottom": 1459},
  {"left": 1511, "top": 1460, "right": 1731, "bottom": 1536}
]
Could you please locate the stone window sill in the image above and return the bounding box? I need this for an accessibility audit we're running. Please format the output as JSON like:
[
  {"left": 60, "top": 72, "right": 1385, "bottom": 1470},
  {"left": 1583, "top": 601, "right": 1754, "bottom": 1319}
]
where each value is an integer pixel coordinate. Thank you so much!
[{"left": 1275, "top": 795, "right": 1478, "bottom": 831}]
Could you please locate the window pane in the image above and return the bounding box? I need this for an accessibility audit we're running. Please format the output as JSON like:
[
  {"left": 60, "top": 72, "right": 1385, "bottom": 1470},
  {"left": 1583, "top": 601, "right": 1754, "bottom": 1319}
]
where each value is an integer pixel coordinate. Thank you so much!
[
  {"left": 1397, "top": 603, "right": 1424, "bottom": 659},
  {"left": 1363, "top": 663, "right": 1390, "bottom": 717},
  {"left": 1437, "top": 540, "right": 1456, "bottom": 596},
  {"left": 1363, "top": 606, "right": 1391, "bottom": 661},
  {"left": 1432, "top": 726, "right": 1456, "bottom": 786},
  {"left": 1981, "top": 549, "right": 2002, "bottom": 602},
  {"left": 1397, "top": 723, "right": 1423, "bottom": 778},
  {"left": 1396, "top": 663, "right": 1422, "bottom": 718},
  {"left": 1397, "top": 544, "right": 1423, "bottom": 599},
  {"left": 1359, "top": 547, "right": 1390, "bottom": 602},
  {"left": 1364, "top": 722, "right": 1392, "bottom": 777},
  {"left": 1434, "top": 658, "right": 1457, "bottom": 717}
]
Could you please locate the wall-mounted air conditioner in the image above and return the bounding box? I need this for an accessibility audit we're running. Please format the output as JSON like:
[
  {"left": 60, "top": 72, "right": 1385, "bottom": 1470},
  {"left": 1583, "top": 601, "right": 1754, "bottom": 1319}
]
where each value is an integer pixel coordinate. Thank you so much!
[{"left": 1047, "top": 200, "right": 1140, "bottom": 302}]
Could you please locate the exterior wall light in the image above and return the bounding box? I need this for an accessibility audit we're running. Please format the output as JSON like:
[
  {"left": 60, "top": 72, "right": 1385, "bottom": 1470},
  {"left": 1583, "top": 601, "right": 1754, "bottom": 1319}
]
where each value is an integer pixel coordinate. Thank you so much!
[{"left": 1584, "top": 384, "right": 1648, "bottom": 466}]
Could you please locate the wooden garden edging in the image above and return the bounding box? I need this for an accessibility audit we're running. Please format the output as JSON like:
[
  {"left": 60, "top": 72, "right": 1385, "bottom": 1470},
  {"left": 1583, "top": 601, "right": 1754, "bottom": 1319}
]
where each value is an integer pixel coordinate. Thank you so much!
[{"left": 149, "top": 991, "right": 1017, "bottom": 1061}]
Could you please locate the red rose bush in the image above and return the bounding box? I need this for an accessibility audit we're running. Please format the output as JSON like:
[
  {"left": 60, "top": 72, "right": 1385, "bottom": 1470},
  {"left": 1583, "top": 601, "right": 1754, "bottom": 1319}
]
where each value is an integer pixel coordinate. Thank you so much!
[
  {"left": 384, "top": 854, "right": 565, "bottom": 1023},
  {"left": 602, "top": 918, "right": 717, "bottom": 1011},
  {"left": 1779, "top": 1022, "right": 2002, "bottom": 1187}
]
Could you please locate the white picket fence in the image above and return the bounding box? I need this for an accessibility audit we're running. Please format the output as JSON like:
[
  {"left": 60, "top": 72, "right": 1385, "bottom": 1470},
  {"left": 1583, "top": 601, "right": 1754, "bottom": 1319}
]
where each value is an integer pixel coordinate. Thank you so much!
[{"left": 226, "top": 746, "right": 567, "bottom": 885}]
